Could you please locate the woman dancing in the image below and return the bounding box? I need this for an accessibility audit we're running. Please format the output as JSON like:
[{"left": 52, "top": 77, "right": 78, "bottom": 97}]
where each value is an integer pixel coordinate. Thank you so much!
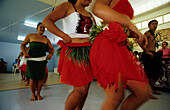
[
  {"left": 43, "top": 0, "right": 95, "bottom": 109},
  {"left": 90, "top": 0, "right": 150, "bottom": 110}
]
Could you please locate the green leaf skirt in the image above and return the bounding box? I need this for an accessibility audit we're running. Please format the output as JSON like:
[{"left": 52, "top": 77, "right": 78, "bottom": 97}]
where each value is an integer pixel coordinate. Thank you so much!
[{"left": 57, "top": 46, "right": 91, "bottom": 65}]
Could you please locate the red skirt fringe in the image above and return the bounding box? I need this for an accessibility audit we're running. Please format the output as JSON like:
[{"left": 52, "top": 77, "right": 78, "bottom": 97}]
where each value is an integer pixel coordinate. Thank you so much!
[
  {"left": 90, "top": 22, "right": 148, "bottom": 89},
  {"left": 57, "top": 40, "right": 93, "bottom": 86},
  {"left": 19, "top": 64, "right": 27, "bottom": 73}
]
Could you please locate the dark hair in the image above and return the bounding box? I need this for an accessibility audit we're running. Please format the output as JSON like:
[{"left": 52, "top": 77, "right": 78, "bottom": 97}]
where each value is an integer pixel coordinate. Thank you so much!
[
  {"left": 43, "top": 35, "right": 47, "bottom": 38},
  {"left": 162, "top": 41, "right": 168, "bottom": 46},
  {"left": 134, "top": 51, "right": 138, "bottom": 55},
  {"left": 68, "top": 0, "right": 77, "bottom": 5},
  {"left": 148, "top": 20, "right": 158, "bottom": 26},
  {"left": 37, "top": 22, "right": 42, "bottom": 30}
]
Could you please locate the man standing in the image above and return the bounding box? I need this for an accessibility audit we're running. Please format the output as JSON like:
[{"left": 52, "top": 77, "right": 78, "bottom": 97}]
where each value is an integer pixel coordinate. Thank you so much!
[{"left": 142, "top": 20, "right": 163, "bottom": 99}]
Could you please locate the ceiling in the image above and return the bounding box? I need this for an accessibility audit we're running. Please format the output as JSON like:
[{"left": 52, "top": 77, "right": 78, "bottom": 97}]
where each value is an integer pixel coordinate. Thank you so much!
[{"left": 0, "top": 0, "right": 169, "bottom": 45}]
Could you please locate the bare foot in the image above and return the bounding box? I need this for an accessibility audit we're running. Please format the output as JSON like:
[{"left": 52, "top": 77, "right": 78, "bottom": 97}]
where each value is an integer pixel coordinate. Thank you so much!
[
  {"left": 30, "top": 96, "right": 36, "bottom": 101},
  {"left": 37, "top": 96, "right": 43, "bottom": 100},
  {"left": 153, "top": 90, "right": 161, "bottom": 95},
  {"left": 149, "top": 95, "right": 158, "bottom": 100}
]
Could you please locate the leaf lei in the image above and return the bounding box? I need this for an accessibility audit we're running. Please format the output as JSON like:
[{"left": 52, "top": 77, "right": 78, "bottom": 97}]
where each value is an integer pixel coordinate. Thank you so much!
[{"left": 89, "top": 23, "right": 106, "bottom": 44}]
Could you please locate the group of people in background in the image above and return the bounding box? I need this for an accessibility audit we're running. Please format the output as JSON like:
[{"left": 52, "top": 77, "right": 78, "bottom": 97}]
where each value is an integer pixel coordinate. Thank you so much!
[
  {"left": 0, "top": 58, "right": 7, "bottom": 73},
  {"left": 15, "top": 0, "right": 169, "bottom": 110}
]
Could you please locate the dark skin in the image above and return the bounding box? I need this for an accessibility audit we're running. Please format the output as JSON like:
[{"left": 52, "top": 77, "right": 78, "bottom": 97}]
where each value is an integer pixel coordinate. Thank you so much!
[
  {"left": 143, "top": 21, "right": 158, "bottom": 58},
  {"left": 21, "top": 24, "right": 54, "bottom": 59},
  {"left": 20, "top": 23, "right": 54, "bottom": 101},
  {"left": 144, "top": 21, "right": 162, "bottom": 97},
  {"left": 92, "top": 0, "right": 150, "bottom": 110},
  {"left": 43, "top": 0, "right": 93, "bottom": 110},
  {"left": 43, "top": 0, "right": 95, "bottom": 44}
]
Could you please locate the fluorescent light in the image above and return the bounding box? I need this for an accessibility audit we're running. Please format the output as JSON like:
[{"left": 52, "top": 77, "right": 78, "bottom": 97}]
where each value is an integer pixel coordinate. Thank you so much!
[
  {"left": 24, "top": 21, "right": 37, "bottom": 28},
  {"left": 17, "top": 36, "right": 25, "bottom": 41},
  {"left": 24, "top": 20, "right": 47, "bottom": 30}
]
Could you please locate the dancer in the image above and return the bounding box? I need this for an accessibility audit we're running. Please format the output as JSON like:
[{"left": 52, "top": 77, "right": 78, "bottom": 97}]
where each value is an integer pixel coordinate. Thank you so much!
[
  {"left": 90, "top": 0, "right": 150, "bottom": 110},
  {"left": 18, "top": 47, "right": 29, "bottom": 82},
  {"left": 21, "top": 22, "right": 54, "bottom": 101},
  {"left": 43, "top": 0, "right": 94, "bottom": 109},
  {"left": 142, "top": 20, "right": 163, "bottom": 99}
]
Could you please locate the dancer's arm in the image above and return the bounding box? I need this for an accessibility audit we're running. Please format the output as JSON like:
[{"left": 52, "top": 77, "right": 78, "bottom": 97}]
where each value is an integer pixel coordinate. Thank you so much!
[
  {"left": 43, "top": 2, "right": 72, "bottom": 43},
  {"left": 93, "top": 0, "right": 143, "bottom": 42},
  {"left": 20, "top": 34, "right": 30, "bottom": 58}
]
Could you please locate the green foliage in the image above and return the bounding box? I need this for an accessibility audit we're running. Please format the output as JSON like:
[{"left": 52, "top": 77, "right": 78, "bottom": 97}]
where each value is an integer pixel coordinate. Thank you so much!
[
  {"left": 56, "top": 48, "right": 61, "bottom": 56},
  {"left": 56, "top": 46, "right": 91, "bottom": 65},
  {"left": 89, "top": 24, "right": 105, "bottom": 44},
  {"left": 126, "top": 38, "right": 134, "bottom": 52},
  {"left": 123, "top": 28, "right": 134, "bottom": 52}
]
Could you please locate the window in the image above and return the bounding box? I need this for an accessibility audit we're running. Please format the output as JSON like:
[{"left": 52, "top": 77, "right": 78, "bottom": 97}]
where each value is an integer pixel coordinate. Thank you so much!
[
  {"left": 163, "top": 13, "right": 170, "bottom": 23},
  {"left": 136, "top": 23, "right": 142, "bottom": 29},
  {"left": 141, "top": 21, "right": 148, "bottom": 28},
  {"left": 135, "top": 13, "right": 170, "bottom": 30},
  {"left": 155, "top": 16, "right": 163, "bottom": 24}
]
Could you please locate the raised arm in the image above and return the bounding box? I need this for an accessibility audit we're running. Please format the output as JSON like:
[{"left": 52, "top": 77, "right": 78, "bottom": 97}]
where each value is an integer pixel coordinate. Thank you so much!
[
  {"left": 93, "top": 0, "right": 143, "bottom": 41},
  {"left": 93, "top": 0, "right": 133, "bottom": 27},
  {"left": 17, "top": 52, "right": 23, "bottom": 60},
  {"left": 43, "top": 2, "right": 72, "bottom": 43}
]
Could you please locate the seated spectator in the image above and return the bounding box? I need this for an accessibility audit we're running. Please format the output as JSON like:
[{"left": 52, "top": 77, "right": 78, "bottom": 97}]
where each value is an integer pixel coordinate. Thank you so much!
[
  {"left": 13, "top": 59, "right": 19, "bottom": 66},
  {"left": 12, "top": 59, "right": 19, "bottom": 73},
  {"left": 0, "top": 58, "right": 7, "bottom": 73},
  {"left": 158, "top": 41, "right": 170, "bottom": 58}
]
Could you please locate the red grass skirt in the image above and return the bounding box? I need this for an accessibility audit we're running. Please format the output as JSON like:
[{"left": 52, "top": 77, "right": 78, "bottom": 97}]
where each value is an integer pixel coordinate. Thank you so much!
[
  {"left": 45, "top": 66, "right": 48, "bottom": 74},
  {"left": 90, "top": 22, "right": 148, "bottom": 89},
  {"left": 19, "top": 64, "right": 27, "bottom": 73},
  {"left": 57, "top": 40, "right": 93, "bottom": 86}
]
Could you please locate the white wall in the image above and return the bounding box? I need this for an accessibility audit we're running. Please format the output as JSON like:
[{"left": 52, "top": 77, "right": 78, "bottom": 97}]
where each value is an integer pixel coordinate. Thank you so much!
[
  {"left": 0, "top": 42, "right": 21, "bottom": 71},
  {"left": 0, "top": 41, "right": 59, "bottom": 72}
]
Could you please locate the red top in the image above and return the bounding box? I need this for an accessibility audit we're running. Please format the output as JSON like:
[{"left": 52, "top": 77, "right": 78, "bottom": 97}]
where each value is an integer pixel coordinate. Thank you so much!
[{"left": 113, "top": 0, "right": 134, "bottom": 19}]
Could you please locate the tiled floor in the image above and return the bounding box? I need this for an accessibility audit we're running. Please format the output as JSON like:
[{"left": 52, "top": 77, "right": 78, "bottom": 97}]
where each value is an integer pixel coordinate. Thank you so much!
[{"left": 0, "top": 73, "right": 170, "bottom": 110}]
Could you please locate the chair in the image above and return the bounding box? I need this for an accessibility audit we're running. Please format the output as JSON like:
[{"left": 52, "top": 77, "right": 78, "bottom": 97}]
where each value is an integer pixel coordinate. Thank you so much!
[{"left": 12, "top": 64, "right": 19, "bottom": 74}]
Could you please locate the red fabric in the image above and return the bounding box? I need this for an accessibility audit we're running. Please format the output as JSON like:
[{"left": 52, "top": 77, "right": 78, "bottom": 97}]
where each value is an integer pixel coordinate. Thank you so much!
[
  {"left": 57, "top": 40, "right": 93, "bottom": 86},
  {"left": 113, "top": 0, "right": 134, "bottom": 19},
  {"left": 45, "top": 66, "right": 48, "bottom": 74},
  {"left": 19, "top": 64, "right": 27, "bottom": 73},
  {"left": 90, "top": 23, "right": 148, "bottom": 89}
]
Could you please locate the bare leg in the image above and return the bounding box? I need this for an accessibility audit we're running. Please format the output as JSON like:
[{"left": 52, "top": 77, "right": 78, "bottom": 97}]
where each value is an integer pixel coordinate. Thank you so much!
[
  {"left": 25, "top": 77, "right": 30, "bottom": 86},
  {"left": 30, "top": 79, "right": 36, "bottom": 101},
  {"left": 21, "top": 71, "right": 25, "bottom": 80},
  {"left": 43, "top": 71, "right": 48, "bottom": 85},
  {"left": 75, "top": 83, "right": 91, "bottom": 110},
  {"left": 120, "top": 80, "right": 150, "bottom": 110},
  {"left": 37, "top": 80, "right": 44, "bottom": 100},
  {"left": 150, "top": 78, "right": 161, "bottom": 95},
  {"left": 148, "top": 85, "right": 158, "bottom": 100},
  {"left": 65, "top": 84, "right": 90, "bottom": 110},
  {"left": 101, "top": 73, "right": 124, "bottom": 110}
]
